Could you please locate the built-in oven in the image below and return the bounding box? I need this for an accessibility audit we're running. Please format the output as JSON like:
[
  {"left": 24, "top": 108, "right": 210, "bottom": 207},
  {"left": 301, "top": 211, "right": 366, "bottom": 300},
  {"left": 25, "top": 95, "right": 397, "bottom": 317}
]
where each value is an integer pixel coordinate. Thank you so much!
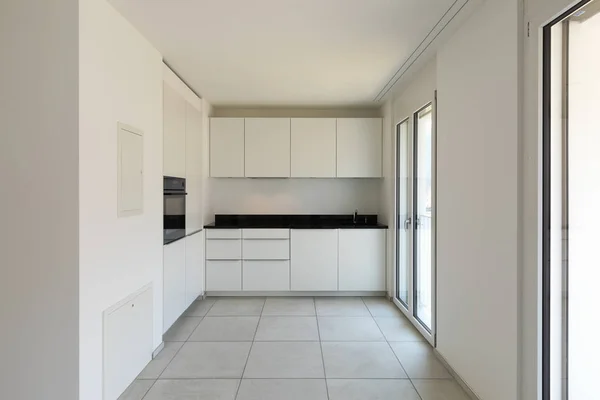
[{"left": 163, "top": 176, "right": 187, "bottom": 245}]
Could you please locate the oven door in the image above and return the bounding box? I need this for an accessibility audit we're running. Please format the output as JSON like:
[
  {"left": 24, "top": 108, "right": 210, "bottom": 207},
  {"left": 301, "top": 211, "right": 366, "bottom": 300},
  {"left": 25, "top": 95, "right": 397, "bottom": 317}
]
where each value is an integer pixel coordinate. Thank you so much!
[{"left": 164, "top": 192, "right": 186, "bottom": 244}]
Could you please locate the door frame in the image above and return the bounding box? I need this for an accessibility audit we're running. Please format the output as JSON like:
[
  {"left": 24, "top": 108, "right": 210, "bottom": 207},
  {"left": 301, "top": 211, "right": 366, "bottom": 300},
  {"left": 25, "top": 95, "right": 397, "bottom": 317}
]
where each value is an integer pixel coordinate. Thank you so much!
[{"left": 392, "top": 94, "right": 437, "bottom": 346}]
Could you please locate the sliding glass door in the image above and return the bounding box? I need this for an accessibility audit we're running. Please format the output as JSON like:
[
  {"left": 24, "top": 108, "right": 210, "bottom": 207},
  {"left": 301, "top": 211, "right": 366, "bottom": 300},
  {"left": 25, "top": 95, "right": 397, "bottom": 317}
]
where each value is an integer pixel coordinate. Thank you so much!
[
  {"left": 414, "top": 105, "right": 434, "bottom": 330},
  {"left": 395, "top": 100, "right": 436, "bottom": 340}
]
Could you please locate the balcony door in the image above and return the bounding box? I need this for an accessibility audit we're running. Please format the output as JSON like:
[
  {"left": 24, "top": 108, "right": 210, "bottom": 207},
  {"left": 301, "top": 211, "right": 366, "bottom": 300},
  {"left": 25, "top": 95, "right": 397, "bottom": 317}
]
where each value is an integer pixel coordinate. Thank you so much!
[{"left": 395, "top": 100, "right": 436, "bottom": 343}]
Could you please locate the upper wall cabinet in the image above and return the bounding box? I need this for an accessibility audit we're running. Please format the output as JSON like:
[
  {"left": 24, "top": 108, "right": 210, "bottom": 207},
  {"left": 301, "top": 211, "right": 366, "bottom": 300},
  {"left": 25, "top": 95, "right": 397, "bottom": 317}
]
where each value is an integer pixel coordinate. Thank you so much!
[
  {"left": 245, "top": 118, "right": 291, "bottom": 178},
  {"left": 291, "top": 118, "right": 336, "bottom": 178},
  {"left": 210, "top": 118, "right": 245, "bottom": 178},
  {"left": 336, "top": 118, "right": 383, "bottom": 178},
  {"left": 163, "top": 83, "right": 187, "bottom": 178},
  {"left": 185, "top": 104, "right": 203, "bottom": 234}
]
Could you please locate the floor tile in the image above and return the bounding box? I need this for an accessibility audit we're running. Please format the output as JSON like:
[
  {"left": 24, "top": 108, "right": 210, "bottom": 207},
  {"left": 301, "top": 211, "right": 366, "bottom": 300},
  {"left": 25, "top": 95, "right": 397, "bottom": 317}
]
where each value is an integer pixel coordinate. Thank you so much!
[
  {"left": 255, "top": 317, "right": 319, "bottom": 341},
  {"left": 163, "top": 317, "right": 203, "bottom": 342},
  {"left": 315, "top": 297, "right": 371, "bottom": 316},
  {"left": 188, "top": 316, "right": 259, "bottom": 341},
  {"left": 184, "top": 298, "right": 216, "bottom": 317},
  {"left": 375, "top": 316, "right": 425, "bottom": 342},
  {"left": 390, "top": 342, "right": 452, "bottom": 379},
  {"left": 137, "top": 342, "right": 183, "bottom": 379},
  {"left": 327, "top": 379, "right": 420, "bottom": 400},
  {"left": 237, "top": 379, "right": 328, "bottom": 400},
  {"left": 321, "top": 342, "right": 407, "bottom": 378},
  {"left": 244, "top": 342, "right": 325, "bottom": 378},
  {"left": 262, "top": 297, "right": 316, "bottom": 316},
  {"left": 161, "top": 342, "right": 251, "bottom": 378},
  {"left": 412, "top": 379, "right": 472, "bottom": 400},
  {"left": 117, "top": 379, "right": 154, "bottom": 400},
  {"left": 363, "top": 297, "right": 404, "bottom": 317},
  {"left": 318, "top": 317, "right": 385, "bottom": 341},
  {"left": 207, "top": 298, "right": 265, "bottom": 316},
  {"left": 143, "top": 379, "right": 239, "bottom": 400}
]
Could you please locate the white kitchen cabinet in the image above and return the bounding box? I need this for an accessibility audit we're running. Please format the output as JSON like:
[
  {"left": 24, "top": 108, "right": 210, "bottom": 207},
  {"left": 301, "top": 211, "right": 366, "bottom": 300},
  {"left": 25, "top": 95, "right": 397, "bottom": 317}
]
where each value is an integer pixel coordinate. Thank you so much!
[
  {"left": 244, "top": 118, "right": 291, "bottom": 177},
  {"left": 206, "top": 261, "right": 242, "bottom": 291},
  {"left": 291, "top": 118, "right": 337, "bottom": 178},
  {"left": 185, "top": 231, "right": 204, "bottom": 308},
  {"left": 185, "top": 104, "right": 203, "bottom": 234},
  {"left": 243, "top": 239, "right": 289, "bottom": 260},
  {"left": 206, "top": 239, "right": 242, "bottom": 260},
  {"left": 243, "top": 261, "right": 290, "bottom": 291},
  {"left": 336, "top": 118, "right": 383, "bottom": 178},
  {"left": 338, "top": 229, "right": 386, "bottom": 291},
  {"left": 163, "top": 83, "right": 187, "bottom": 178},
  {"left": 206, "top": 229, "right": 242, "bottom": 239},
  {"left": 163, "top": 239, "right": 186, "bottom": 332},
  {"left": 291, "top": 230, "right": 338, "bottom": 291},
  {"left": 210, "top": 118, "right": 245, "bottom": 177}
]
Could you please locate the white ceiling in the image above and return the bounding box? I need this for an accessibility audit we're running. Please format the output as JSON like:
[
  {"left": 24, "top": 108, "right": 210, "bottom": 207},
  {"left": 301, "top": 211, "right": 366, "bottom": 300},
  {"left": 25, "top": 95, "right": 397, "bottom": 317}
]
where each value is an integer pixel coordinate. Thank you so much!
[{"left": 109, "top": 0, "right": 457, "bottom": 107}]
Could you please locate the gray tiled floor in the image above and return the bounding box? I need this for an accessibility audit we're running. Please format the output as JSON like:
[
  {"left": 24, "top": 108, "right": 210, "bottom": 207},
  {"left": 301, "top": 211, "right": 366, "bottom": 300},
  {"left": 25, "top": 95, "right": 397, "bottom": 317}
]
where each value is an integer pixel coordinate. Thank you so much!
[{"left": 120, "top": 297, "right": 471, "bottom": 400}]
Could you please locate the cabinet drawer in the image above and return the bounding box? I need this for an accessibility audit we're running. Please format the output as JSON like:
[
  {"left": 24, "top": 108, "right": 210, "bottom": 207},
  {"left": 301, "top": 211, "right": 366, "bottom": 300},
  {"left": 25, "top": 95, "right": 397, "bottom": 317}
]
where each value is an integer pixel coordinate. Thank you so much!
[
  {"left": 242, "top": 229, "right": 290, "bottom": 239},
  {"left": 206, "top": 239, "right": 241, "bottom": 260},
  {"left": 206, "top": 261, "right": 242, "bottom": 291},
  {"left": 243, "top": 261, "right": 290, "bottom": 291},
  {"left": 243, "top": 239, "right": 289, "bottom": 260},
  {"left": 206, "top": 229, "right": 241, "bottom": 239}
]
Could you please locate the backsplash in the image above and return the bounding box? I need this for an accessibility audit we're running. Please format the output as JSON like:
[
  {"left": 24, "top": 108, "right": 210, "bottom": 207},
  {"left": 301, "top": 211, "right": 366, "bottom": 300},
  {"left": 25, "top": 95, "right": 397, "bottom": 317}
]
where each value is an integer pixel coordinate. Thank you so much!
[{"left": 207, "top": 178, "right": 382, "bottom": 219}]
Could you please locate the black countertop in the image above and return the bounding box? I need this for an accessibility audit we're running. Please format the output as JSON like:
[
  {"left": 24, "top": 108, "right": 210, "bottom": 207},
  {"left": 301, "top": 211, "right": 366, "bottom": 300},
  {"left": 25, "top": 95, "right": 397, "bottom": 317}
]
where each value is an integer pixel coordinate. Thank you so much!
[{"left": 204, "top": 214, "right": 388, "bottom": 230}]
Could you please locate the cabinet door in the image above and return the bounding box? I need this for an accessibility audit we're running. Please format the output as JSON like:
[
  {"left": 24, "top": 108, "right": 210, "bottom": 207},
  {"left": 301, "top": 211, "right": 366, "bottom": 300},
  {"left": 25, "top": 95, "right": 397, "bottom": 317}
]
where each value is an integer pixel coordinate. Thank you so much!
[
  {"left": 163, "top": 239, "right": 186, "bottom": 332},
  {"left": 291, "top": 230, "right": 338, "bottom": 291},
  {"left": 245, "top": 118, "right": 291, "bottom": 177},
  {"left": 338, "top": 229, "right": 386, "bottom": 291},
  {"left": 163, "top": 83, "right": 187, "bottom": 178},
  {"left": 206, "top": 261, "right": 242, "bottom": 291},
  {"left": 243, "top": 261, "right": 290, "bottom": 291},
  {"left": 185, "top": 104, "right": 203, "bottom": 234},
  {"left": 185, "top": 231, "right": 204, "bottom": 308},
  {"left": 336, "top": 118, "right": 383, "bottom": 178},
  {"left": 291, "top": 118, "right": 336, "bottom": 178},
  {"left": 210, "top": 118, "right": 245, "bottom": 177}
]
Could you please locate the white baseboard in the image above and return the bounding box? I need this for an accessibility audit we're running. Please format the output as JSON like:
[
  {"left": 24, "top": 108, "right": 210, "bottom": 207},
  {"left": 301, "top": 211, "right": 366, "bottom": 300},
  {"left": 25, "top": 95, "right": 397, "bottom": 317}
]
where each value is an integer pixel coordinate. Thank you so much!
[
  {"left": 152, "top": 342, "right": 164, "bottom": 359},
  {"left": 433, "top": 349, "right": 480, "bottom": 400},
  {"left": 205, "top": 291, "right": 386, "bottom": 297}
]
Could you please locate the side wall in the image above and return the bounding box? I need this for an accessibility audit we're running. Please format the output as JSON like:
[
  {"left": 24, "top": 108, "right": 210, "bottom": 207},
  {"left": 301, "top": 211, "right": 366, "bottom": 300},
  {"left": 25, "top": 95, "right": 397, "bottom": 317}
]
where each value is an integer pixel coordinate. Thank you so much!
[
  {"left": 435, "top": 0, "right": 521, "bottom": 399},
  {"left": 0, "top": 1, "right": 79, "bottom": 399},
  {"left": 79, "top": 0, "right": 164, "bottom": 398}
]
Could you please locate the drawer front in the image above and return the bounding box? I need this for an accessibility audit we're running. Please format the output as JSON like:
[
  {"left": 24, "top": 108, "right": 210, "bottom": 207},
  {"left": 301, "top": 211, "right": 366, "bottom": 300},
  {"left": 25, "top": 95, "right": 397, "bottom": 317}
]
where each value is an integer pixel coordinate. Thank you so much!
[
  {"left": 206, "top": 239, "right": 241, "bottom": 260},
  {"left": 243, "top": 239, "right": 289, "bottom": 260},
  {"left": 242, "top": 229, "right": 290, "bottom": 239},
  {"left": 206, "top": 229, "right": 241, "bottom": 239},
  {"left": 243, "top": 261, "right": 290, "bottom": 291},
  {"left": 206, "top": 261, "right": 242, "bottom": 291}
]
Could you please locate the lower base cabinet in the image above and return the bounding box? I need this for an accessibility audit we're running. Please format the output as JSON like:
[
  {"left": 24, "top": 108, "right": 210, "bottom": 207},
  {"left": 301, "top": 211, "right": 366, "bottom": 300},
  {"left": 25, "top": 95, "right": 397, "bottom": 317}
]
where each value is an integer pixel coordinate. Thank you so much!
[
  {"left": 338, "top": 229, "right": 386, "bottom": 291},
  {"left": 163, "top": 239, "right": 186, "bottom": 333},
  {"left": 206, "top": 261, "right": 242, "bottom": 291},
  {"left": 243, "top": 261, "right": 290, "bottom": 291},
  {"left": 291, "top": 229, "right": 338, "bottom": 291}
]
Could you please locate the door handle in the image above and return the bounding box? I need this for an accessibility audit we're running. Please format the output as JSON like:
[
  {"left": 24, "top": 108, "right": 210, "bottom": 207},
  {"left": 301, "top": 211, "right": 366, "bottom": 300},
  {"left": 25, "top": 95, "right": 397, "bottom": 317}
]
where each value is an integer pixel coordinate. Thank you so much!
[{"left": 404, "top": 217, "right": 412, "bottom": 230}]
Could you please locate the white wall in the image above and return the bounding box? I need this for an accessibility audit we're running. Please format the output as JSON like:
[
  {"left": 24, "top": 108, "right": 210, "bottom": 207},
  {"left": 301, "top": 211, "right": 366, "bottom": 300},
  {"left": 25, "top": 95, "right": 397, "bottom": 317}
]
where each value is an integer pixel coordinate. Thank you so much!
[
  {"left": 0, "top": 1, "right": 79, "bottom": 399},
  {"left": 212, "top": 107, "right": 381, "bottom": 118},
  {"left": 209, "top": 179, "right": 381, "bottom": 219},
  {"left": 79, "top": 0, "right": 164, "bottom": 398},
  {"left": 435, "top": 1, "right": 521, "bottom": 399}
]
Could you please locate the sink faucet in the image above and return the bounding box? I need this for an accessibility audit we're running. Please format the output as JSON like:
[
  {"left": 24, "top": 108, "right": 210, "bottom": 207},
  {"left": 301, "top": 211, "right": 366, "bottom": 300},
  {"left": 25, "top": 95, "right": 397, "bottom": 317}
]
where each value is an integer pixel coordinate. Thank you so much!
[{"left": 353, "top": 209, "right": 358, "bottom": 225}]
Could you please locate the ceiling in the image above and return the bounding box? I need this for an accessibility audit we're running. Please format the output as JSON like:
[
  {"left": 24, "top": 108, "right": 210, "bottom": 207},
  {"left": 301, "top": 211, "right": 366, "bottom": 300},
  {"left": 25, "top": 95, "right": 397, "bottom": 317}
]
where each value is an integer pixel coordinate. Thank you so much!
[{"left": 109, "top": 0, "right": 458, "bottom": 107}]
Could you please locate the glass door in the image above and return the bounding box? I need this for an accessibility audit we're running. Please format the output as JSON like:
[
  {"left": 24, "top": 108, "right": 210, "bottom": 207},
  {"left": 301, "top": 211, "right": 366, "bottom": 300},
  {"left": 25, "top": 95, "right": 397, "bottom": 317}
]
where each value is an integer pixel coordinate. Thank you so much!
[
  {"left": 394, "top": 99, "right": 436, "bottom": 341},
  {"left": 414, "top": 104, "right": 434, "bottom": 331},
  {"left": 396, "top": 119, "right": 411, "bottom": 308}
]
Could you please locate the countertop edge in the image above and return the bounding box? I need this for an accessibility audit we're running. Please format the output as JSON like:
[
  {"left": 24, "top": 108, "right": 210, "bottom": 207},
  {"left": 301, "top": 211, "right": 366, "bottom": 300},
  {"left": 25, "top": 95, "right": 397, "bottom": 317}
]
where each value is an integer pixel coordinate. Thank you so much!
[{"left": 203, "top": 225, "right": 389, "bottom": 230}]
